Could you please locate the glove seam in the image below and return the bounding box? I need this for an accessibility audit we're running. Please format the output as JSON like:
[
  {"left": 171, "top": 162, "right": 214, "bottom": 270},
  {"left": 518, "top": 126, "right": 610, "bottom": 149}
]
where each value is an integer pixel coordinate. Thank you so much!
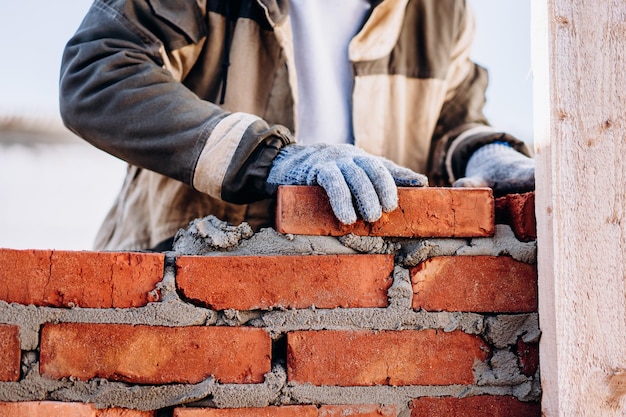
[{"left": 445, "top": 125, "right": 501, "bottom": 183}]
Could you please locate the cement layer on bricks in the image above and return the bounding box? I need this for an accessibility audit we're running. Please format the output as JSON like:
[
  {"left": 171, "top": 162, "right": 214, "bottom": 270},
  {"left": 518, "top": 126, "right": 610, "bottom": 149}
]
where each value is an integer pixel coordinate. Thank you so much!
[
  {"left": 409, "top": 396, "right": 541, "bottom": 417},
  {"left": 317, "top": 405, "right": 397, "bottom": 416},
  {"left": 0, "top": 402, "right": 154, "bottom": 417},
  {"left": 0, "top": 325, "right": 20, "bottom": 382},
  {"left": 411, "top": 256, "right": 538, "bottom": 313},
  {"left": 495, "top": 192, "right": 536, "bottom": 242},
  {"left": 174, "top": 406, "right": 318, "bottom": 417},
  {"left": 0, "top": 249, "right": 164, "bottom": 308},
  {"left": 40, "top": 323, "right": 271, "bottom": 384},
  {"left": 174, "top": 405, "right": 397, "bottom": 417},
  {"left": 287, "top": 329, "right": 489, "bottom": 386},
  {"left": 275, "top": 185, "right": 495, "bottom": 237},
  {"left": 176, "top": 254, "right": 394, "bottom": 310}
]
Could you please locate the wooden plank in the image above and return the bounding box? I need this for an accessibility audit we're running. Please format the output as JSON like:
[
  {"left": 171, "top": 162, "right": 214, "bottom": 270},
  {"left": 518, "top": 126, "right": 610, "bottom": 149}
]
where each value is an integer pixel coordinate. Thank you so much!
[{"left": 532, "top": 0, "right": 626, "bottom": 415}]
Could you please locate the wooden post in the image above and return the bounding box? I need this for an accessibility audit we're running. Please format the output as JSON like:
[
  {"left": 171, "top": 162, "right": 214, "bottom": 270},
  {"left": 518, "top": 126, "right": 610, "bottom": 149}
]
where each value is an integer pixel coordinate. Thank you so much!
[{"left": 532, "top": 0, "right": 626, "bottom": 415}]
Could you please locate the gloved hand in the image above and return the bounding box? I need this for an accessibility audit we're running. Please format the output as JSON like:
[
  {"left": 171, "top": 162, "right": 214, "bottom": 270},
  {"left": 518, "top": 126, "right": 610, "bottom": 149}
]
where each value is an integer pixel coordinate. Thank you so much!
[
  {"left": 267, "top": 143, "right": 428, "bottom": 224},
  {"left": 453, "top": 142, "right": 535, "bottom": 195}
]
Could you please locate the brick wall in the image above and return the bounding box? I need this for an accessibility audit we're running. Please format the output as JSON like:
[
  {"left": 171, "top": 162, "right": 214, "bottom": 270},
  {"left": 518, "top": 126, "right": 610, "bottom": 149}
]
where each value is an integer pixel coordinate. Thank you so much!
[{"left": 0, "top": 186, "right": 540, "bottom": 416}]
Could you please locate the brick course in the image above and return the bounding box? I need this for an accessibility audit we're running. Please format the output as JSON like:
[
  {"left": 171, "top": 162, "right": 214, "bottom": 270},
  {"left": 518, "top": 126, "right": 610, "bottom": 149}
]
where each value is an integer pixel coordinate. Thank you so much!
[
  {"left": 411, "top": 256, "right": 538, "bottom": 313},
  {"left": 287, "top": 330, "right": 489, "bottom": 386},
  {"left": 0, "top": 249, "right": 164, "bottom": 308},
  {"left": 275, "top": 186, "right": 495, "bottom": 237},
  {"left": 40, "top": 323, "right": 271, "bottom": 384},
  {"left": 176, "top": 254, "right": 394, "bottom": 310}
]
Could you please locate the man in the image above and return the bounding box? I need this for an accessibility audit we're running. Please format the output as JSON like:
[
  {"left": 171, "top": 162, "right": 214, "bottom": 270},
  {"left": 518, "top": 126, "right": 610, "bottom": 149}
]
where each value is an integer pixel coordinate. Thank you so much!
[{"left": 60, "top": 0, "right": 534, "bottom": 251}]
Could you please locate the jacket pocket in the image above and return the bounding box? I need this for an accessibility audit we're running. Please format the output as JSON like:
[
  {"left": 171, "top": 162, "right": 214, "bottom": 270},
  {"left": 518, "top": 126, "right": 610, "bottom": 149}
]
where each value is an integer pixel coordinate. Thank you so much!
[{"left": 147, "top": 0, "right": 207, "bottom": 46}]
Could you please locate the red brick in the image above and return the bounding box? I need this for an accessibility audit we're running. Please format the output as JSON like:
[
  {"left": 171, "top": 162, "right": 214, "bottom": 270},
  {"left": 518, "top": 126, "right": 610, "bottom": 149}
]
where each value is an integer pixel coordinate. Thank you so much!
[
  {"left": 409, "top": 396, "right": 540, "bottom": 417},
  {"left": 96, "top": 408, "right": 156, "bottom": 417},
  {"left": 287, "top": 330, "right": 489, "bottom": 386},
  {"left": 411, "top": 256, "right": 537, "bottom": 313},
  {"left": 0, "top": 325, "right": 20, "bottom": 382},
  {"left": 176, "top": 255, "right": 394, "bottom": 310},
  {"left": 174, "top": 407, "right": 318, "bottom": 417},
  {"left": 40, "top": 323, "right": 270, "bottom": 384},
  {"left": 318, "top": 405, "right": 397, "bottom": 416},
  {"left": 275, "top": 186, "right": 494, "bottom": 237},
  {"left": 495, "top": 192, "right": 536, "bottom": 242},
  {"left": 0, "top": 249, "right": 164, "bottom": 308},
  {"left": 0, "top": 402, "right": 154, "bottom": 417},
  {"left": 516, "top": 338, "right": 540, "bottom": 377},
  {"left": 173, "top": 406, "right": 397, "bottom": 417}
]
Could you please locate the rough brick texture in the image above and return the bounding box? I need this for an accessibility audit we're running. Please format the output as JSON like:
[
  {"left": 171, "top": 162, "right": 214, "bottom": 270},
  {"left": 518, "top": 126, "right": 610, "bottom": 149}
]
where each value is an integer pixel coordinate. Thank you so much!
[
  {"left": 0, "top": 190, "right": 541, "bottom": 414},
  {"left": 287, "top": 330, "right": 489, "bottom": 386},
  {"left": 411, "top": 256, "right": 538, "bottom": 313},
  {"left": 409, "top": 396, "right": 541, "bottom": 417},
  {"left": 0, "top": 249, "right": 164, "bottom": 308},
  {"left": 495, "top": 192, "right": 536, "bottom": 242},
  {"left": 0, "top": 402, "right": 154, "bottom": 416},
  {"left": 0, "top": 325, "right": 20, "bottom": 382},
  {"left": 40, "top": 323, "right": 270, "bottom": 384},
  {"left": 174, "top": 405, "right": 397, "bottom": 417},
  {"left": 517, "top": 338, "right": 540, "bottom": 377},
  {"left": 176, "top": 254, "right": 394, "bottom": 310},
  {"left": 174, "top": 407, "right": 318, "bottom": 417},
  {"left": 275, "top": 186, "right": 495, "bottom": 237}
]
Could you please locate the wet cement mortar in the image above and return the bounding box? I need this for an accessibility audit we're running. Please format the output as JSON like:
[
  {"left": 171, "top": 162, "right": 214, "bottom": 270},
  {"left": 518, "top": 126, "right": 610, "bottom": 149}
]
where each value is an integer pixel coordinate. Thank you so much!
[{"left": 0, "top": 216, "right": 541, "bottom": 412}]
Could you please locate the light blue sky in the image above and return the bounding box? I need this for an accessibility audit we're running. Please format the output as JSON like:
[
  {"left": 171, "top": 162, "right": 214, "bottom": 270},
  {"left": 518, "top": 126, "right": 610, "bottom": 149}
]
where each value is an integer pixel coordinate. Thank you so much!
[
  {"left": 0, "top": 1, "right": 92, "bottom": 118},
  {"left": 0, "top": 0, "right": 532, "bottom": 140},
  {"left": 470, "top": 0, "right": 533, "bottom": 142}
]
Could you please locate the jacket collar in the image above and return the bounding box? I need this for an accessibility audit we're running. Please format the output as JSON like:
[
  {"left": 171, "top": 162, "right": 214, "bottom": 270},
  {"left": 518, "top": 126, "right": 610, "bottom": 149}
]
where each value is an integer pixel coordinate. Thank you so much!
[
  {"left": 255, "top": 0, "right": 288, "bottom": 26},
  {"left": 256, "top": 0, "right": 385, "bottom": 27}
]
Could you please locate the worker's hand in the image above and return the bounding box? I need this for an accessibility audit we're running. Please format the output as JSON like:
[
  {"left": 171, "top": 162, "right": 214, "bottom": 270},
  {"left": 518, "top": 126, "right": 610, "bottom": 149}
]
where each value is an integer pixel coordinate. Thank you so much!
[
  {"left": 267, "top": 143, "right": 428, "bottom": 224},
  {"left": 453, "top": 142, "right": 535, "bottom": 195}
]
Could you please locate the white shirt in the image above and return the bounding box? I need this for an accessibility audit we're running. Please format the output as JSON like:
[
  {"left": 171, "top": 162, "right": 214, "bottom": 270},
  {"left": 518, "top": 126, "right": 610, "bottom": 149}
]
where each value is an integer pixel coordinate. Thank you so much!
[{"left": 288, "top": 0, "right": 371, "bottom": 145}]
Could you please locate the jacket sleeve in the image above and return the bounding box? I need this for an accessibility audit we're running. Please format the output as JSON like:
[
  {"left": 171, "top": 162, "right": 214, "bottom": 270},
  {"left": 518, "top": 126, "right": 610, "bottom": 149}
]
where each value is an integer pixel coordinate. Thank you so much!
[
  {"left": 59, "top": 0, "right": 293, "bottom": 204},
  {"left": 427, "top": 2, "right": 531, "bottom": 186}
]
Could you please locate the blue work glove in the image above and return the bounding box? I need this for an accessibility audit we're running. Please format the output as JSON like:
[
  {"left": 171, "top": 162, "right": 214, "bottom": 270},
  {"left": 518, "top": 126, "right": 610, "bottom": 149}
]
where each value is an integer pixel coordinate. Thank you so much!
[
  {"left": 453, "top": 142, "right": 535, "bottom": 195},
  {"left": 267, "top": 143, "right": 428, "bottom": 224}
]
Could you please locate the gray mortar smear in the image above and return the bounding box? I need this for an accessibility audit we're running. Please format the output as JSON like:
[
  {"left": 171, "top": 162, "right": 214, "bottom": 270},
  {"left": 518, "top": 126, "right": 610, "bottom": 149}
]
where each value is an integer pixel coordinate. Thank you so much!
[
  {"left": 0, "top": 216, "right": 540, "bottom": 411},
  {"left": 399, "top": 224, "right": 537, "bottom": 266},
  {"left": 173, "top": 216, "right": 358, "bottom": 256},
  {"left": 173, "top": 215, "right": 536, "bottom": 264}
]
